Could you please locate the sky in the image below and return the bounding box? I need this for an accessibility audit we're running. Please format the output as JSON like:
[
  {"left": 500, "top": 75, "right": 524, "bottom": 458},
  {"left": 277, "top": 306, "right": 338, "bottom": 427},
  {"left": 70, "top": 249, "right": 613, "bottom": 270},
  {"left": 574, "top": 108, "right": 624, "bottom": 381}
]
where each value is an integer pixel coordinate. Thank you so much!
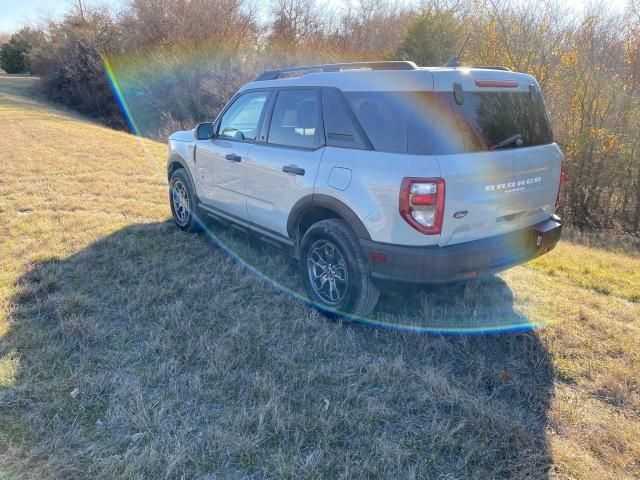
[
  {"left": 0, "top": 0, "right": 630, "bottom": 34},
  {"left": 0, "top": 0, "right": 127, "bottom": 32}
]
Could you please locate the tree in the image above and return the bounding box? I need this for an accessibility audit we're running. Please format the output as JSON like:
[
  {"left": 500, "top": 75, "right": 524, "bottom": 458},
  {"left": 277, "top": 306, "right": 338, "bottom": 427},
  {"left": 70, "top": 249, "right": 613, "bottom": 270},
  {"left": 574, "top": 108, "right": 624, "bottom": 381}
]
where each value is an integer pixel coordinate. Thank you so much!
[
  {"left": 395, "top": 9, "right": 458, "bottom": 66},
  {"left": 29, "top": 9, "right": 124, "bottom": 127},
  {"left": 329, "top": 0, "right": 414, "bottom": 60},
  {"left": 268, "top": 0, "right": 326, "bottom": 48},
  {"left": 0, "top": 28, "right": 43, "bottom": 74}
]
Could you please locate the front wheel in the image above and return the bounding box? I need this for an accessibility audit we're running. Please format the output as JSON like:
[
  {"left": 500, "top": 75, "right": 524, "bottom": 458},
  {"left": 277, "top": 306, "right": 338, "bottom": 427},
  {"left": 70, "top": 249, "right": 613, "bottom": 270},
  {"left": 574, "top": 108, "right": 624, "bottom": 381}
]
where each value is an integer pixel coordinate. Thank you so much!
[
  {"left": 299, "top": 219, "right": 379, "bottom": 316},
  {"left": 169, "top": 168, "right": 200, "bottom": 232}
]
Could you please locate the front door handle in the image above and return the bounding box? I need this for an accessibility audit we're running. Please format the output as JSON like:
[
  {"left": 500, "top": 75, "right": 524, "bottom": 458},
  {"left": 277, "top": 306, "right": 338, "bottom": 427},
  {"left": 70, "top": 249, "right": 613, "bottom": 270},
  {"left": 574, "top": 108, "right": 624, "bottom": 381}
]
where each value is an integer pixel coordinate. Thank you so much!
[
  {"left": 225, "top": 153, "right": 241, "bottom": 162},
  {"left": 282, "top": 165, "right": 305, "bottom": 176}
]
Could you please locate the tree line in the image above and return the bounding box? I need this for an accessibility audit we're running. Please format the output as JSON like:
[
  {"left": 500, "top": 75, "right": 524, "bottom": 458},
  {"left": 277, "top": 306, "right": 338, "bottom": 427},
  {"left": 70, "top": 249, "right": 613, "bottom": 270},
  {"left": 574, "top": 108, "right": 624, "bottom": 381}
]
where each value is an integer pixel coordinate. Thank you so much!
[{"left": 2, "top": 0, "right": 640, "bottom": 235}]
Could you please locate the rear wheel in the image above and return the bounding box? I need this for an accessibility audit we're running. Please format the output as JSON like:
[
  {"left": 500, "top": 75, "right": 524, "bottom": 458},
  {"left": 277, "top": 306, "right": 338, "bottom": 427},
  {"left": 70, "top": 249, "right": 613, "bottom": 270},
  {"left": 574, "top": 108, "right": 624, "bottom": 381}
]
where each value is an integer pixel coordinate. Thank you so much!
[
  {"left": 169, "top": 168, "right": 199, "bottom": 232},
  {"left": 299, "top": 219, "right": 379, "bottom": 316}
]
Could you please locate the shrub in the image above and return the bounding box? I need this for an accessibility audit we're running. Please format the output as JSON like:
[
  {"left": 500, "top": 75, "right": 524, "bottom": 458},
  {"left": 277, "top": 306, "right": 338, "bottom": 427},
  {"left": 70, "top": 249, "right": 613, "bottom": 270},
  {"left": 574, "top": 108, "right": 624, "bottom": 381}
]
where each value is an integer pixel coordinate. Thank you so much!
[
  {"left": 0, "top": 28, "right": 43, "bottom": 74},
  {"left": 29, "top": 11, "right": 125, "bottom": 128},
  {"left": 395, "top": 9, "right": 458, "bottom": 66}
]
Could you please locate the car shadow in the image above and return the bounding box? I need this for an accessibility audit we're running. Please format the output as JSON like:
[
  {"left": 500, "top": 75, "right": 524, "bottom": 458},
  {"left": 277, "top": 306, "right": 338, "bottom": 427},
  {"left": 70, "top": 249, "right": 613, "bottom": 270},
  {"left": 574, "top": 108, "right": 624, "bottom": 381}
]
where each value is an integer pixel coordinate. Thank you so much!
[
  {"left": 202, "top": 216, "right": 541, "bottom": 334},
  {"left": 1, "top": 220, "right": 555, "bottom": 478}
]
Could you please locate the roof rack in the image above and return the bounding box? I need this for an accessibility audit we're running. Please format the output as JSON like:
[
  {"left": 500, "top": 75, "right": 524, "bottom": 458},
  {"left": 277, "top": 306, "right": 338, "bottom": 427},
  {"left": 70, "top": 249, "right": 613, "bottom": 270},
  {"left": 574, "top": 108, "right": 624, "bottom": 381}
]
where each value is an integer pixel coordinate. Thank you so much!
[{"left": 255, "top": 61, "right": 418, "bottom": 81}]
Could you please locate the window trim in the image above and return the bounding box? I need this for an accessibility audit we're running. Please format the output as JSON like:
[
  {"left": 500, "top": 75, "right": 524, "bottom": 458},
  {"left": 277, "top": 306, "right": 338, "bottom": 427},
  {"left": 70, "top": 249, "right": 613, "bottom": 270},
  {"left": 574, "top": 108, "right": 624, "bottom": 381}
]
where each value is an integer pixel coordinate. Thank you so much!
[
  {"left": 262, "top": 87, "right": 326, "bottom": 152},
  {"left": 214, "top": 88, "right": 274, "bottom": 144}
]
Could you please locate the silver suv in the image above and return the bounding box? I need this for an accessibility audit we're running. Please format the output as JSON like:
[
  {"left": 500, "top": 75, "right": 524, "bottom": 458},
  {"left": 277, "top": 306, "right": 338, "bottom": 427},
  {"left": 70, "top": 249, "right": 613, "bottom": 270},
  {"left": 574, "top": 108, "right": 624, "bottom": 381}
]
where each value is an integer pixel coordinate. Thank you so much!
[{"left": 167, "top": 61, "right": 563, "bottom": 316}]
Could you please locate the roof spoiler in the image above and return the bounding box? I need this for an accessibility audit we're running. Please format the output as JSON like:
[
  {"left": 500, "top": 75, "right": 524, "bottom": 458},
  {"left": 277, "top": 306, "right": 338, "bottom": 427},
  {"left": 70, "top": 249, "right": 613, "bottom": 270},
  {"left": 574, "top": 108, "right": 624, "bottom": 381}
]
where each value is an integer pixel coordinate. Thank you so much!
[
  {"left": 470, "top": 65, "right": 512, "bottom": 71},
  {"left": 255, "top": 61, "right": 419, "bottom": 81},
  {"left": 443, "top": 57, "right": 511, "bottom": 72}
]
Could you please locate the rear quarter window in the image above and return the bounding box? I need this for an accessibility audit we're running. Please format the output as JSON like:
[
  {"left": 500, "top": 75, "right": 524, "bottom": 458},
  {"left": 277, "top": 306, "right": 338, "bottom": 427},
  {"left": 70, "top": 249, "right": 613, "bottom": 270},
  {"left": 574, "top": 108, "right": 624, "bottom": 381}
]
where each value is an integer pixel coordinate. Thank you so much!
[
  {"left": 344, "top": 91, "right": 465, "bottom": 155},
  {"left": 322, "top": 88, "right": 367, "bottom": 150}
]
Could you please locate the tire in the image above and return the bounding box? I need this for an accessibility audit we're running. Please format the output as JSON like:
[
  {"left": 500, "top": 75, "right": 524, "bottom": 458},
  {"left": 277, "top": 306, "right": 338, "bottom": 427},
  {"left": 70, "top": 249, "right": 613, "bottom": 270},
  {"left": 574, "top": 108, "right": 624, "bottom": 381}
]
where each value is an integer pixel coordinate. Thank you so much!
[
  {"left": 299, "top": 218, "right": 380, "bottom": 316},
  {"left": 169, "top": 168, "right": 200, "bottom": 232}
]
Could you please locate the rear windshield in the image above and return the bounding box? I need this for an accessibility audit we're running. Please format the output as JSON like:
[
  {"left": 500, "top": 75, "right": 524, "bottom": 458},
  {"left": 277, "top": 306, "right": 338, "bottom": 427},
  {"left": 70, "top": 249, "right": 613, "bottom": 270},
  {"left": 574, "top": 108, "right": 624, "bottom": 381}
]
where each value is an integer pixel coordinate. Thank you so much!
[
  {"left": 455, "top": 91, "right": 553, "bottom": 151},
  {"left": 344, "top": 91, "right": 553, "bottom": 155}
]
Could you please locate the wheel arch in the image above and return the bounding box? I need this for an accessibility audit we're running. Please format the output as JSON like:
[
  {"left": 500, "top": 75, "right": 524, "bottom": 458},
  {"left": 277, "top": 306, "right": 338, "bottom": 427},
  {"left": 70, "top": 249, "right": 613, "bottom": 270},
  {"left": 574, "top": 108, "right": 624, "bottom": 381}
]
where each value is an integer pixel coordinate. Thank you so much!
[
  {"left": 167, "top": 154, "right": 195, "bottom": 185},
  {"left": 288, "top": 194, "right": 372, "bottom": 242}
]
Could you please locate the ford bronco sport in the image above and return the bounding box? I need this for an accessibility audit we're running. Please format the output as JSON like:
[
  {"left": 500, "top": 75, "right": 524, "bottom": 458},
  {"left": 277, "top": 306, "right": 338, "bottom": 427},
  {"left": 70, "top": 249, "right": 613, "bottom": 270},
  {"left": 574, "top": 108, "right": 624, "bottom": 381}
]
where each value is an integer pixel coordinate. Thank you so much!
[{"left": 167, "top": 61, "right": 563, "bottom": 316}]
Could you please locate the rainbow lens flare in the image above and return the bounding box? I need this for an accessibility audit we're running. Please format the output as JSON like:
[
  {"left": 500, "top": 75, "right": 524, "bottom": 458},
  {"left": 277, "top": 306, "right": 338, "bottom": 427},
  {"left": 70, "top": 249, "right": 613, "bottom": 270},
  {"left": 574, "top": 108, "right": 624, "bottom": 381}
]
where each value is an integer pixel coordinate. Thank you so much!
[{"left": 104, "top": 48, "right": 547, "bottom": 335}]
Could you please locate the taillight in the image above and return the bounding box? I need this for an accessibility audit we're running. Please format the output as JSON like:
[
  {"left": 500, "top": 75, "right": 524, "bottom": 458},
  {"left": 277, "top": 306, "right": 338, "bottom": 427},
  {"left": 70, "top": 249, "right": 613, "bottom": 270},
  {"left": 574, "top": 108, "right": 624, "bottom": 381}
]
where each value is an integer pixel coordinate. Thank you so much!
[
  {"left": 556, "top": 171, "right": 567, "bottom": 208},
  {"left": 399, "top": 178, "right": 445, "bottom": 235}
]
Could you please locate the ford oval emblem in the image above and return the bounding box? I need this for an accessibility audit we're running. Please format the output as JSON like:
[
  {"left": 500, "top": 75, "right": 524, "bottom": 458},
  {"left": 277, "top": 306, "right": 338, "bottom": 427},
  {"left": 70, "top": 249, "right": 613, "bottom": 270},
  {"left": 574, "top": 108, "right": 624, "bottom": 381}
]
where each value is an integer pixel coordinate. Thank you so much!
[{"left": 453, "top": 210, "right": 468, "bottom": 219}]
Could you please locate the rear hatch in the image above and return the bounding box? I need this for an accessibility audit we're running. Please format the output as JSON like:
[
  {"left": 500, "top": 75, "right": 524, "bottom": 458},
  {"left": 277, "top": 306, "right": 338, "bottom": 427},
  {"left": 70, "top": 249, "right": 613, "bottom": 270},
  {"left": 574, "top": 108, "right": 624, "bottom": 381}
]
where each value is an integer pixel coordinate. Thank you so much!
[{"left": 432, "top": 68, "right": 563, "bottom": 246}]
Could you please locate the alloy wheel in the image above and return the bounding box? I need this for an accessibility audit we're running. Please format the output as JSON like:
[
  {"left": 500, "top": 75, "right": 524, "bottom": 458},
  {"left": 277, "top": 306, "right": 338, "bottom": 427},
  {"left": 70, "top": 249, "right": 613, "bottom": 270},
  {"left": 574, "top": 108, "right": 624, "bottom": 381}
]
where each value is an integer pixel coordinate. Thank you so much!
[
  {"left": 307, "top": 239, "right": 349, "bottom": 305},
  {"left": 172, "top": 180, "right": 190, "bottom": 226}
]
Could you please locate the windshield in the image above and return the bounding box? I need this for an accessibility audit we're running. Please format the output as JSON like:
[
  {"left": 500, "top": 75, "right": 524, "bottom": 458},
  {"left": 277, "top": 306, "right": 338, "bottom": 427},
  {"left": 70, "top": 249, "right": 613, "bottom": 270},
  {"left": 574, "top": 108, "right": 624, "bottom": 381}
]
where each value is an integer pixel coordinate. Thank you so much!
[{"left": 344, "top": 90, "right": 553, "bottom": 155}]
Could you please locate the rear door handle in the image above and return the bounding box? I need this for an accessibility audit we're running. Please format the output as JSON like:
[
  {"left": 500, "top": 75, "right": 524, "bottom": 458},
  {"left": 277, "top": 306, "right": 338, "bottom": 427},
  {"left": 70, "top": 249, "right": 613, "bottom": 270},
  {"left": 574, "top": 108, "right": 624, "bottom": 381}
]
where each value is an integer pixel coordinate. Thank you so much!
[
  {"left": 282, "top": 165, "right": 305, "bottom": 176},
  {"left": 225, "top": 153, "right": 241, "bottom": 162}
]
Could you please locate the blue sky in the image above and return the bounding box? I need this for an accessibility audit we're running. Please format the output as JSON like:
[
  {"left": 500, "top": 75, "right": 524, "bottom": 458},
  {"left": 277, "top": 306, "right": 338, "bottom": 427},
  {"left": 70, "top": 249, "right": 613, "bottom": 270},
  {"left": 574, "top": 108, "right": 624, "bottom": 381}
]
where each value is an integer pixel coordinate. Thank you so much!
[
  {"left": 0, "top": 0, "right": 629, "bottom": 34},
  {"left": 0, "top": 0, "right": 127, "bottom": 32}
]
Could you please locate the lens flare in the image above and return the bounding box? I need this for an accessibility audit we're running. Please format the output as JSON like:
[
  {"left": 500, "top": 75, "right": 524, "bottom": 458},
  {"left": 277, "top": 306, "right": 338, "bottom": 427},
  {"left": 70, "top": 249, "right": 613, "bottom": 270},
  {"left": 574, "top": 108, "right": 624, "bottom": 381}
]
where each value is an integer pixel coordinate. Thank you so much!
[
  {"left": 106, "top": 47, "right": 547, "bottom": 335},
  {"left": 103, "top": 56, "right": 141, "bottom": 136}
]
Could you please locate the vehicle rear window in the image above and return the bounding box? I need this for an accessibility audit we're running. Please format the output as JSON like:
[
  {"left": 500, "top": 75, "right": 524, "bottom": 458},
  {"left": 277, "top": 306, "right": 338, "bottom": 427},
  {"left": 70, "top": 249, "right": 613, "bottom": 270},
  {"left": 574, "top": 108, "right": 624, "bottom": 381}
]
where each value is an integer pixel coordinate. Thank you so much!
[
  {"left": 454, "top": 91, "right": 553, "bottom": 151},
  {"left": 344, "top": 90, "right": 553, "bottom": 154}
]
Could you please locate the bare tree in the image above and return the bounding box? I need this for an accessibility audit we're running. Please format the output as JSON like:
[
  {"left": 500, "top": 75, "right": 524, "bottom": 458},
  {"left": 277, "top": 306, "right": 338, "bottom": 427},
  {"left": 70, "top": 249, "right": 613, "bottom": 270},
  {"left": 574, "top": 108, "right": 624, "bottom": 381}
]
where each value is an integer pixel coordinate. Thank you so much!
[
  {"left": 329, "top": 0, "right": 414, "bottom": 59},
  {"left": 268, "top": 0, "right": 326, "bottom": 47}
]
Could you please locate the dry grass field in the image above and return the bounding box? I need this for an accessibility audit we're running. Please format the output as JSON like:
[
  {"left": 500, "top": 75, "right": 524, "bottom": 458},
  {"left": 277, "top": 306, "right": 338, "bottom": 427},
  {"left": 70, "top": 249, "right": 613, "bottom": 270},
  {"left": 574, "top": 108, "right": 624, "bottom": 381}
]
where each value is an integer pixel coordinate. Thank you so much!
[{"left": 0, "top": 75, "right": 639, "bottom": 479}]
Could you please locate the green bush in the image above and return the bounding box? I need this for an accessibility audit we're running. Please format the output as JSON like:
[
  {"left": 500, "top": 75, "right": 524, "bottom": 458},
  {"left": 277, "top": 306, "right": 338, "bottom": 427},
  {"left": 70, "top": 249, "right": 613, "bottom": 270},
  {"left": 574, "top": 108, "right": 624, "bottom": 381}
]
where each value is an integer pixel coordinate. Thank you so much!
[
  {"left": 395, "top": 9, "right": 458, "bottom": 66},
  {"left": 0, "top": 28, "right": 42, "bottom": 74}
]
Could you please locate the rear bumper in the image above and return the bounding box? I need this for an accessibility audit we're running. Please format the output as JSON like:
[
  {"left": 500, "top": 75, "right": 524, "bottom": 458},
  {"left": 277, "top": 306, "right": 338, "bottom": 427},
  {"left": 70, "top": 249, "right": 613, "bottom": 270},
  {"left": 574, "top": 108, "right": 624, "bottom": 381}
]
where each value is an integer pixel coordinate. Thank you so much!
[{"left": 360, "top": 215, "right": 562, "bottom": 285}]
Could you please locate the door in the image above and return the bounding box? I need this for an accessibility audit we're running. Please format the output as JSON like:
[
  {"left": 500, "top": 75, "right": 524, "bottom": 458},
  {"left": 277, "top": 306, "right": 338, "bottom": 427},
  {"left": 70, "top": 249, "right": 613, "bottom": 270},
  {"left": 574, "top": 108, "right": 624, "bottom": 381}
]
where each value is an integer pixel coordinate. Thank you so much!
[
  {"left": 245, "top": 88, "right": 325, "bottom": 237},
  {"left": 196, "top": 90, "right": 271, "bottom": 221}
]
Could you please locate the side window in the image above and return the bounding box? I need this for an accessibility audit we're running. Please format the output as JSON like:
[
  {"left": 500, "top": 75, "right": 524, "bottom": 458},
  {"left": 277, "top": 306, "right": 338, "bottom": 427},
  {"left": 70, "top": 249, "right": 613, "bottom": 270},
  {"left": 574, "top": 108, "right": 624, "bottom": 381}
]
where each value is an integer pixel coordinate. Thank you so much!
[
  {"left": 322, "top": 88, "right": 366, "bottom": 149},
  {"left": 345, "top": 92, "right": 407, "bottom": 153},
  {"left": 218, "top": 91, "right": 270, "bottom": 141},
  {"left": 406, "top": 92, "right": 439, "bottom": 155},
  {"left": 268, "top": 89, "right": 321, "bottom": 149},
  {"left": 344, "top": 91, "right": 450, "bottom": 155}
]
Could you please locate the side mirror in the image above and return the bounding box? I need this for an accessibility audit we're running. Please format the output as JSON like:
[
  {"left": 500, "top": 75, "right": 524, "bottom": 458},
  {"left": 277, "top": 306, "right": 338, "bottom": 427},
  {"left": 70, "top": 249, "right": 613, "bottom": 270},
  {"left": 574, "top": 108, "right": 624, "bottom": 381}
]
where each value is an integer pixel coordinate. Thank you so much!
[{"left": 195, "top": 122, "right": 214, "bottom": 140}]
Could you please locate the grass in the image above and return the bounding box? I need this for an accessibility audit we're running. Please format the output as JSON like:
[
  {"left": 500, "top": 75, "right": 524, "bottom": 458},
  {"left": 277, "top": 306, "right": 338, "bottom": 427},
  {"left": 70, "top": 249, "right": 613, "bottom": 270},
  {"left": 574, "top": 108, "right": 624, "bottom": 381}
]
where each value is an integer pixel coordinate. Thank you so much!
[{"left": 0, "top": 74, "right": 639, "bottom": 479}]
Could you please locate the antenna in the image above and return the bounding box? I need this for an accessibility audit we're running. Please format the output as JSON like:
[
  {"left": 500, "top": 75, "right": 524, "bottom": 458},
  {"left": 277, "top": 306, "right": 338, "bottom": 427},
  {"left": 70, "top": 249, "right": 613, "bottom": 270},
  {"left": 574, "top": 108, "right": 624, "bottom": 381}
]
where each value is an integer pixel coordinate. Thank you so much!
[{"left": 444, "top": 30, "right": 472, "bottom": 68}]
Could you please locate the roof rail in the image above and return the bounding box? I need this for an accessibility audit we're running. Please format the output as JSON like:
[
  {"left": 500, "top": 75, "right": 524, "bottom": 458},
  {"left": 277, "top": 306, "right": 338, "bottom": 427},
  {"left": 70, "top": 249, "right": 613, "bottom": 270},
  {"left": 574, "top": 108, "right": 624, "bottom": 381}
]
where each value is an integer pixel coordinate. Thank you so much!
[
  {"left": 255, "top": 61, "right": 418, "bottom": 81},
  {"left": 469, "top": 65, "right": 512, "bottom": 72}
]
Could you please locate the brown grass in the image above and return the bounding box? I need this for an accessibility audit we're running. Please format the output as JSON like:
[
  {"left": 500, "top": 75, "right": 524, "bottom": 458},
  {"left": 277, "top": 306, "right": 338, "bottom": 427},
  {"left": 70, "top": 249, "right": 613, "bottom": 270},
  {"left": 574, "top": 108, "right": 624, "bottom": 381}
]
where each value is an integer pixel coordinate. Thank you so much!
[{"left": 0, "top": 75, "right": 639, "bottom": 479}]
